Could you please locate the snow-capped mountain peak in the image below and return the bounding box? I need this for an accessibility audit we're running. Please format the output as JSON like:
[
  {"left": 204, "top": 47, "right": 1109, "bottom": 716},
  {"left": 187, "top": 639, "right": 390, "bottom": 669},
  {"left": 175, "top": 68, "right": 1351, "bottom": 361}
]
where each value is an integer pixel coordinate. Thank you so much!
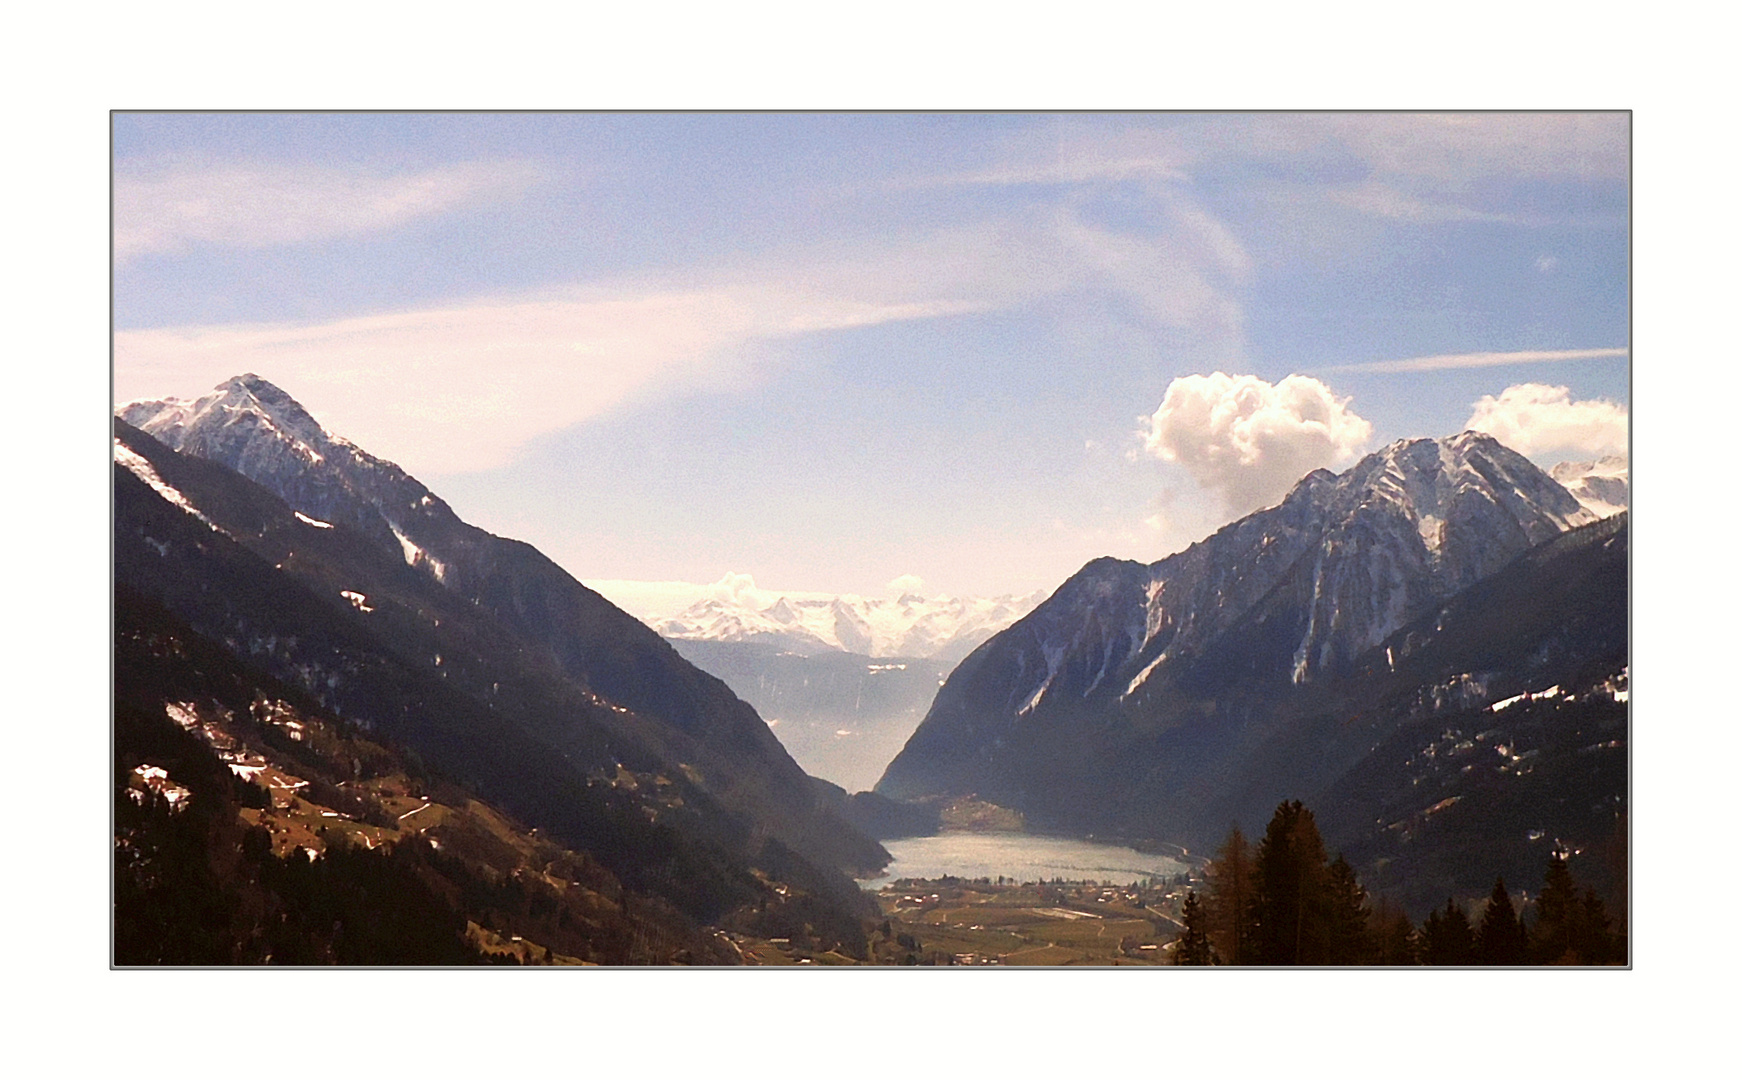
[
  {"left": 1551, "top": 455, "right": 1629, "bottom": 519},
  {"left": 119, "top": 375, "right": 460, "bottom": 581},
  {"left": 121, "top": 374, "right": 344, "bottom": 468},
  {"left": 590, "top": 574, "right": 1048, "bottom": 662}
]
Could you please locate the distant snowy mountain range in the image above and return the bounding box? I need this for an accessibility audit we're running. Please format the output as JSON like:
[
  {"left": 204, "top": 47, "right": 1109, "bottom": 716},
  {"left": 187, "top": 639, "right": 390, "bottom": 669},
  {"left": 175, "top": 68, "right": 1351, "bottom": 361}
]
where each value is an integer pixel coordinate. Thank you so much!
[
  {"left": 1551, "top": 455, "right": 1630, "bottom": 519},
  {"left": 588, "top": 577, "right": 1048, "bottom": 664}
]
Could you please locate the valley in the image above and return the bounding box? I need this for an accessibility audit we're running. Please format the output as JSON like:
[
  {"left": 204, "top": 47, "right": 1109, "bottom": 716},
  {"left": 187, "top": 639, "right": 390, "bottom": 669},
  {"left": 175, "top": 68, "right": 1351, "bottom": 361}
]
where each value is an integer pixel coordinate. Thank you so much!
[{"left": 112, "top": 375, "right": 1628, "bottom": 962}]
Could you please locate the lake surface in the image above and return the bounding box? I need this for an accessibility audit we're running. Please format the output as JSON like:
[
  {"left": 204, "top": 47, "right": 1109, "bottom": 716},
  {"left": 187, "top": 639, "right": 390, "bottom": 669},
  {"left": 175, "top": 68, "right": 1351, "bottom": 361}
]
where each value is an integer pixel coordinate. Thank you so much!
[{"left": 860, "top": 832, "right": 1190, "bottom": 889}]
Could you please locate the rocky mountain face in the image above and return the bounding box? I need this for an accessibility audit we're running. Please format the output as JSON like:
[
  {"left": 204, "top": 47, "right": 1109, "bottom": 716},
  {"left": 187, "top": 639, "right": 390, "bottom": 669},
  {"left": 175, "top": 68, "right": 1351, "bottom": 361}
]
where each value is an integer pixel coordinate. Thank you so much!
[
  {"left": 116, "top": 378, "right": 887, "bottom": 944},
  {"left": 875, "top": 434, "right": 1626, "bottom": 905}
]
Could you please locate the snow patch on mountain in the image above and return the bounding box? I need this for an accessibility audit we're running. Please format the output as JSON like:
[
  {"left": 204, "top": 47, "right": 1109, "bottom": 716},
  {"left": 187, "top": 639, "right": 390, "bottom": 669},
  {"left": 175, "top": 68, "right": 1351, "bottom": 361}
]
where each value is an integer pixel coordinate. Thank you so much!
[
  {"left": 114, "top": 438, "right": 221, "bottom": 532},
  {"left": 388, "top": 520, "right": 448, "bottom": 583}
]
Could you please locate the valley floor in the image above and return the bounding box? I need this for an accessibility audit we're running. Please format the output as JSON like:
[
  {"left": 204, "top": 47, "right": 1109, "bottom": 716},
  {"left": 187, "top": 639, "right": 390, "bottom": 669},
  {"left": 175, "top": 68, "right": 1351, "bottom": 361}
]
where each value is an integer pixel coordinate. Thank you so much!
[{"left": 780, "top": 877, "right": 1192, "bottom": 966}]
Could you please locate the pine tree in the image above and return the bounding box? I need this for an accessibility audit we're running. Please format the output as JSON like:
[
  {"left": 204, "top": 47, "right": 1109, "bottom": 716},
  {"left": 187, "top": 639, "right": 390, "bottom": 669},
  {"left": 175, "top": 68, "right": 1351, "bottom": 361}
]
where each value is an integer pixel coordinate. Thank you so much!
[
  {"left": 1531, "top": 850, "right": 1580, "bottom": 964},
  {"left": 1205, "top": 825, "right": 1257, "bottom": 965},
  {"left": 1475, "top": 877, "right": 1528, "bottom": 965},
  {"left": 1252, "top": 801, "right": 1331, "bottom": 965},
  {"left": 1421, "top": 898, "right": 1474, "bottom": 965},
  {"left": 1576, "top": 888, "right": 1618, "bottom": 965},
  {"left": 1368, "top": 897, "right": 1418, "bottom": 965},
  {"left": 1323, "top": 854, "right": 1371, "bottom": 965},
  {"left": 1173, "top": 889, "right": 1214, "bottom": 965}
]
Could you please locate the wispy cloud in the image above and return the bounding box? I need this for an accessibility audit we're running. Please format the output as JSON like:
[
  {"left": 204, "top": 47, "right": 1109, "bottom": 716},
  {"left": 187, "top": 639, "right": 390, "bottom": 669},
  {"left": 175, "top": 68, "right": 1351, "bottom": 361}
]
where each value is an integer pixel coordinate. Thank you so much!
[
  {"left": 117, "top": 194, "right": 1255, "bottom": 477},
  {"left": 114, "top": 159, "right": 542, "bottom": 261},
  {"left": 1318, "top": 113, "right": 1630, "bottom": 183},
  {"left": 886, "top": 126, "right": 1190, "bottom": 191},
  {"left": 115, "top": 282, "right": 976, "bottom": 475},
  {"left": 1198, "top": 114, "right": 1628, "bottom": 231},
  {"left": 1323, "top": 347, "right": 1628, "bottom": 374},
  {"left": 1324, "top": 180, "right": 1523, "bottom": 225}
]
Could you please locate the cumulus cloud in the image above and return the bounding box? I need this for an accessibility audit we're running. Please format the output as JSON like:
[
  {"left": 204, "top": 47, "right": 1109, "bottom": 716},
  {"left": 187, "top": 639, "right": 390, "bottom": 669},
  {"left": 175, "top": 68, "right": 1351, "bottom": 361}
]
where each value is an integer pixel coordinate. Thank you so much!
[
  {"left": 1464, "top": 383, "right": 1628, "bottom": 460},
  {"left": 1142, "top": 373, "right": 1373, "bottom": 516},
  {"left": 886, "top": 574, "right": 926, "bottom": 595},
  {"left": 114, "top": 159, "right": 541, "bottom": 261},
  {"left": 706, "top": 572, "right": 760, "bottom": 605}
]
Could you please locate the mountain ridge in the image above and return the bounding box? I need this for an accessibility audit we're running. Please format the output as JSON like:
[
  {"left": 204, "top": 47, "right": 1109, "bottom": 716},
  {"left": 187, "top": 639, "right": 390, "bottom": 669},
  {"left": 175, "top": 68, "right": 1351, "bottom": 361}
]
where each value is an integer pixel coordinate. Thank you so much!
[
  {"left": 116, "top": 377, "right": 889, "bottom": 946},
  {"left": 875, "top": 431, "right": 1624, "bottom": 887}
]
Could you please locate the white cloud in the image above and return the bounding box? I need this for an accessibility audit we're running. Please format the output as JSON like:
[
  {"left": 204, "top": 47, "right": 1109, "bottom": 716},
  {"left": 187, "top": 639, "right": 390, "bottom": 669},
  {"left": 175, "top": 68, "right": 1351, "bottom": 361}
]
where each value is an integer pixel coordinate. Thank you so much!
[
  {"left": 1323, "top": 347, "right": 1627, "bottom": 374},
  {"left": 114, "top": 159, "right": 541, "bottom": 261},
  {"left": 886, "top": 574, "right": 925, "bottom": 595},
  {"left": 1142, "top": 373, "right": 1373, "bottom": 516},
  {"left": 707, "top": 572, "right": 760, "bottom": 605},
  {"left": 1464, "top": 383, "right": 1628, "bottom": 460}
]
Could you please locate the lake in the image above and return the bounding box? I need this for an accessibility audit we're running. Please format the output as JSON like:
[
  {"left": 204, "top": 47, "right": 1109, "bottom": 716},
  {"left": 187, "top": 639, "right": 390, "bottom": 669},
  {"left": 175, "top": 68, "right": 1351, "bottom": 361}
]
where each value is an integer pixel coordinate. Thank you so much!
[{"left": 860, "top": 832, "right": 1191, "bottom": 888}]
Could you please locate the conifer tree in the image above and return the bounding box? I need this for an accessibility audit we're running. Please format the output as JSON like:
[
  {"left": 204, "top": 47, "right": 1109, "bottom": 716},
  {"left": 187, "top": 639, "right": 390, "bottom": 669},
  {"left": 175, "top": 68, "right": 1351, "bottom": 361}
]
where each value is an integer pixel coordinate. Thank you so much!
[
  {"left": 1368, "top": 897, "right": 1418, "bottom": 966},
  {"left": 1475, "top": 877, "right": 1528, "bottom": 965},
  {"left": 1577, "top": 888, "right": 1617, "bottom": 965},
  {"left": 1323, "top": 854, "right": 1371, "bottom": 965},
  {"left": 1173, "top": 889, "right": 1214, "bottom": 965},
  {"left": 1205, "top": 825, "right": 1256, "bottom": 965},
  {"left": 1252, "top": 801, "right": 1331, "bottom": 964},
  {"left": 1421, "top": 899, "right": 1475, "bottom": 965},
  {"left": 1531, "top": 850, "right": 1580, "bottom": 964}
]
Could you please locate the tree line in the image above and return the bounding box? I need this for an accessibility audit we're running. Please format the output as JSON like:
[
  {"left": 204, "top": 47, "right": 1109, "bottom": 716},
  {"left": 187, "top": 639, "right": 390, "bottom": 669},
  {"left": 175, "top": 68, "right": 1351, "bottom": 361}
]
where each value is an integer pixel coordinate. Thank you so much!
[{"left": 1172, "top": 800, "right": 1624, "bottom": 965}]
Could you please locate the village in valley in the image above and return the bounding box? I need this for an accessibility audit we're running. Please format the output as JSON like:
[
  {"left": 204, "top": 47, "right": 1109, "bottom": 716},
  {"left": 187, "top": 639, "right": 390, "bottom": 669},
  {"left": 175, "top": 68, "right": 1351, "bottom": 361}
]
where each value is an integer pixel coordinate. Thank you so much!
[{"left": 725, "top": 875, "right": 1197, "bottom": 966}]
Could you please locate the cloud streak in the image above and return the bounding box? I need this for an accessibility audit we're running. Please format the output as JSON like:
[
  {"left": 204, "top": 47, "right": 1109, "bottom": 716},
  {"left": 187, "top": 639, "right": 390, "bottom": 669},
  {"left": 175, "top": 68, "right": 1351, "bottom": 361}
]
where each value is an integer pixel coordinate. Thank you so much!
[
  {"left": 115, "top": 283, "right": 976, "bottom": 475},
  {"left": 117, "top": 198, "right": 1255, "bottom": 477},
  {"left": 886, "top": 126, "right": 1190, "bottom": 191},
  {"left": 114, "top": 159, "right": 542, "bottom": 261},
  {"left": 1323, "top": 347, "right": 1628, "bottom": 374}
]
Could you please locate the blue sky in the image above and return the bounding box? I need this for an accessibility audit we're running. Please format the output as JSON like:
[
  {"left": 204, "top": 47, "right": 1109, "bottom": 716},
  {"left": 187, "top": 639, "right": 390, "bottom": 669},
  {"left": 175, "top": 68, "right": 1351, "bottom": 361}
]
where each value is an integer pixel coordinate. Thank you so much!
[{"left": 113, "top": 112, "right": 1629, "bottom": 596}]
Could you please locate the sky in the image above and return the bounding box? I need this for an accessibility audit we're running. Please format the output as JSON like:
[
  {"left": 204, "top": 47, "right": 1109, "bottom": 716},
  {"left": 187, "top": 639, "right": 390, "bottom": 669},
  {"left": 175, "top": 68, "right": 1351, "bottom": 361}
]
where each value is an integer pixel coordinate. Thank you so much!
[{"left": 112, "top": 112, "right": 1629, "bottom": 598}]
